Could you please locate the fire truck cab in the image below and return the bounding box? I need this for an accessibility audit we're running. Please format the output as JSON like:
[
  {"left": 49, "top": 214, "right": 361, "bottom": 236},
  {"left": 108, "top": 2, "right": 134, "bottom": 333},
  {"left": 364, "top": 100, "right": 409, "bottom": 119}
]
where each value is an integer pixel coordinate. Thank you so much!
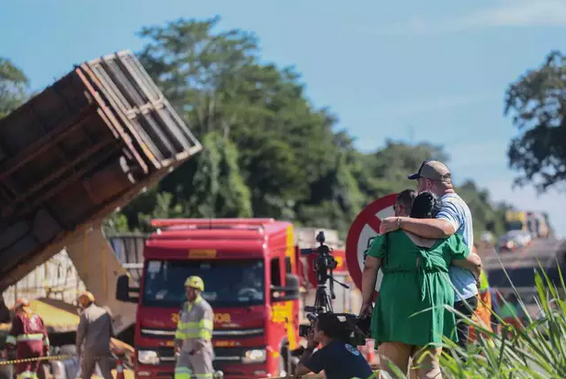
[{"left": 116, "top": 218, "right": 301, "bottom": 379}]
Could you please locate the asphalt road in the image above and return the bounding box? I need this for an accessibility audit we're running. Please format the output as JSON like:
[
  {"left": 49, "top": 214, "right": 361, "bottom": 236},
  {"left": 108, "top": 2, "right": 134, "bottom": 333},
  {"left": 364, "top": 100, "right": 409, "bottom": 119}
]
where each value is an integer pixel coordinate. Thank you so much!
[
  {"left": 482, "top": 237, "right": 565, "bottom": 287},
  {"left": 480, "top": 236, "right": 566, "bottom": 315}
]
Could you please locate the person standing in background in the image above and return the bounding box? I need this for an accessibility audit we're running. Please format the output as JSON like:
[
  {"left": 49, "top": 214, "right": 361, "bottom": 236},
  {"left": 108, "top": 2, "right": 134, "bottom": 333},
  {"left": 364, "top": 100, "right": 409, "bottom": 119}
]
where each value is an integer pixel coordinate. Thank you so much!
[
  {"left": 76, "top": 291, "right": 114, "bottom": 379},
  {"left": 3, "top": 299, "right": 50, "bottom": 379},
  {"left": 380, "top": 160, "right": 480, "bottom": 348},
  {"left": 394, "top": 189, "right": 416, "bottom": 219},
  {"left": 175, "top": 276, "right": 215, "bottom": 379}
]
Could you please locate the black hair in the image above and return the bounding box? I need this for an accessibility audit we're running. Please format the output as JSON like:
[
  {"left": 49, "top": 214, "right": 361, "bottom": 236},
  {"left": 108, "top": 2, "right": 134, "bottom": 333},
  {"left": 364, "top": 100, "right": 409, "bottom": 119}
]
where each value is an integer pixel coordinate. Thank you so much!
[
  {"left": 410, "top": 191, "right": 442, "bottom": 219},
  {"left": 316, "top": 313, "right": 347, "bottom": 340},
  {"left": 396, "top": 189, "right": 416, "bottom": 208}
]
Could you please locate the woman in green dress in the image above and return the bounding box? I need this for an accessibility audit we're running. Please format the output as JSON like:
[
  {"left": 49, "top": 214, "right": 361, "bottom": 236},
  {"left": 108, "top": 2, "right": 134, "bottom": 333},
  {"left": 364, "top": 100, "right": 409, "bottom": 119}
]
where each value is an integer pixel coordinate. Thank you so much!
[{"left": 360, "top": 191, "right": 482, "bottom": 379}]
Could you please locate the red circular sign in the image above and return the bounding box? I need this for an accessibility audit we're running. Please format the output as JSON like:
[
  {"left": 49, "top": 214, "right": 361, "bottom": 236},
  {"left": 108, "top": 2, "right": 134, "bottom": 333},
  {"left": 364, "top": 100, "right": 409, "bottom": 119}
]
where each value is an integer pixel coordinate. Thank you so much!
[{"left": 346, "top": 193, "right": 398, "bottom": 293}]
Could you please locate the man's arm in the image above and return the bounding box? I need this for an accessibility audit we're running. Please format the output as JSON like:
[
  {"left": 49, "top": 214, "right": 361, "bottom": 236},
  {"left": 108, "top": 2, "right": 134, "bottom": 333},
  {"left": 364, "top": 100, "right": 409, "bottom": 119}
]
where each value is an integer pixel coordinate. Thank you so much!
[
  {"left": 76, "top": 314, "right": 87, "bottom": 356},
  {"left": 453, "top": 252, "right": 482, "bottom": 279},
  {"left": 174, "top": 309, "right": 185, "bottom": 354},
  {"left": 295, "top": 347, "right": 316, "bottom": 376},
  {"left": 5, "top": 315, "right": 21, "bottom": 349},
  {"left": 195, "top": 306, "right": 214, "bottom": 352},
  {"left": 295, "top": 331, "right": 321, "bottom": 377},
  {"left": 39, "top": 316, "right": 50, "bottom": 355},
  {"left": 380, "top": 217, "right": 455, "bottom": 239}
]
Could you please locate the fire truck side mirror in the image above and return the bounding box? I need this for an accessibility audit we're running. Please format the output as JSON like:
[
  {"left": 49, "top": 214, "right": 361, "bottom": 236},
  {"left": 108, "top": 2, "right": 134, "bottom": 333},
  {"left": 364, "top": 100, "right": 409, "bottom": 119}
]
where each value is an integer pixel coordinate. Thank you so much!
[
  {"left": 116, "top": 275, "right": 139, "bottom": 303},
  {"left": 271, "top": 274, "right": 300, "bottom": 302}
]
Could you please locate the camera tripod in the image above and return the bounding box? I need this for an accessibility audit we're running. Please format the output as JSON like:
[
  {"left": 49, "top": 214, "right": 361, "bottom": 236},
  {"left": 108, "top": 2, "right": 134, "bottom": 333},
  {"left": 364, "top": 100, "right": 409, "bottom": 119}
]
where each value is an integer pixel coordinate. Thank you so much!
[{"left": 307, "top": 272, "right": 350, "bottom": 315}]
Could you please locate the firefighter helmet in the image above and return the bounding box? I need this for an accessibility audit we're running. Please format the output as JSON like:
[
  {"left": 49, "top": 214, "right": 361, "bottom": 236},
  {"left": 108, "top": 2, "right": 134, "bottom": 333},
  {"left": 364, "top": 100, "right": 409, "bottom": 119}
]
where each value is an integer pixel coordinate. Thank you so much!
[
  {"left": 12, "top": 298, "right": 30, "bottom": 311},
  {"left": 185, "top": 276, "right": 205, "bottom": 291},
  {"left": 78, "top": 291, "right": 95, "bottom": 306}
]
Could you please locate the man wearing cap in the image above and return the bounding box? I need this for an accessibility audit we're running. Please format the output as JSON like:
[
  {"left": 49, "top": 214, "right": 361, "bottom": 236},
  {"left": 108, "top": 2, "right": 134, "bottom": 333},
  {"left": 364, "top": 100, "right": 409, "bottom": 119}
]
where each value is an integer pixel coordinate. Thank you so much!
[
  {"left": 175, "top": 276, "right": 215, "bottom": 379},
  {"left": 380, "top": 160, "right": 480, "bottom": 348},
  {"left": 3, "top": 299, "right": 50, "bottom": 379},
  {"left": 76, "top": 291, "right": 114, "bottom": 379}
]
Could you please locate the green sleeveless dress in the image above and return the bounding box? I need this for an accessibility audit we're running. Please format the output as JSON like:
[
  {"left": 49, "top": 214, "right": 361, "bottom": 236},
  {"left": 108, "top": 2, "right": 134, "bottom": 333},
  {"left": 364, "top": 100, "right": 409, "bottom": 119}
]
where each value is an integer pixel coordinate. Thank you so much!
[{"left": 367, "top": 230, "right": 470, "bottom": 346}]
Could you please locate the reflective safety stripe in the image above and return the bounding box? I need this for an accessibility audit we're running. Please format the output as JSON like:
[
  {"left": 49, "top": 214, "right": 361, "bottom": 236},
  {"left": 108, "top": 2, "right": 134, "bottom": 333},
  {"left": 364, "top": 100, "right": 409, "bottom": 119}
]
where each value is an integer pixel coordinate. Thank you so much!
[
  {"left": 176, "top": 331, "right": 212, "bottom": 339},
  {"left": 178, "top": 319, "right": 213, "bottom": 329},
  {"left": 200, "top": 319, "right": 213, "bottom": 329},
  {"left": 197, "top": 329, "right": 212, "bottom": 339},
  {"left": 479, "top": 270, "right": 489, "bottom": 291},
  {"left": 17, "top": 371, "right": 38, "bottom": 379},
  {"left": 178, "top": 321, "right": 200, "bottom": 329},
  {"left": 43, "top": 338, "right": 50, "bottom": 346},
  {"left": 16, "top": 333, "right": 44, "bottom": 342},
  {"left": 174, "top": 367, "right": 192, "bottom": 379},
  {"left": 176, "top": 319, "right": 213, "bottom": 340},
  {"left": 6, "top": 335, "right": 16, "bottom": 345}
]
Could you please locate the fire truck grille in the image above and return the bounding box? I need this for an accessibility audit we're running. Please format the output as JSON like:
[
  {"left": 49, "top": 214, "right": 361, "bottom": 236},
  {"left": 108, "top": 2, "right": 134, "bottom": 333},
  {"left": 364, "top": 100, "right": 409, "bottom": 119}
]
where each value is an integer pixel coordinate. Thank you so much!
[
  {"left": 141, "top": 328, "right": 176, "bottom": 339},
  {"left": 213, "top": 327, "right": 264, "bottom": 338},
  {"left": 137, "top": 346, "right": 266, "bottom": 365}
]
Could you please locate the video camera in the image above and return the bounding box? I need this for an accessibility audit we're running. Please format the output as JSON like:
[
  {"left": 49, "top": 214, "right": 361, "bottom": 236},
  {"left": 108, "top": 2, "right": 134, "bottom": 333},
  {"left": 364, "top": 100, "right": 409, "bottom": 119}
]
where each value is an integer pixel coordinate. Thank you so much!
[{"left": 298, "top": 231, "right": 370, "bottom": 346}]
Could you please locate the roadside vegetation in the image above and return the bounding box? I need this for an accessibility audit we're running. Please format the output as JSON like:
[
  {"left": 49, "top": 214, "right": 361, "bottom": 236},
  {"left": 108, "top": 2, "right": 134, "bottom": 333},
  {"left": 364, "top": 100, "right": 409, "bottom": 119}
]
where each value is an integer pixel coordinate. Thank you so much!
[{"left": 437, "top": 266, "right": 566, "bottom": 379}]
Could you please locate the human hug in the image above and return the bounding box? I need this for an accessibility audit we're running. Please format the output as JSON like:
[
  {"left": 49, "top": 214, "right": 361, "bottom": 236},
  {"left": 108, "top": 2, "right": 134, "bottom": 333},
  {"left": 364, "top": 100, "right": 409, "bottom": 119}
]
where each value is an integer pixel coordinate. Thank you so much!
[{"left": 296, "top": 159, "right": 486, "bottom": 379}]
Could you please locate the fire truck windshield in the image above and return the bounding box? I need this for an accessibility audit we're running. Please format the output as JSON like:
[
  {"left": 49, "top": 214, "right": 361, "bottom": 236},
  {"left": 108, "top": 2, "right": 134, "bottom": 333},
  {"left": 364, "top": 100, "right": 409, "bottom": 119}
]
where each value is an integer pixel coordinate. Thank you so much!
[{"left": 142, "top": 259, "right": 265, "bottom": 308}]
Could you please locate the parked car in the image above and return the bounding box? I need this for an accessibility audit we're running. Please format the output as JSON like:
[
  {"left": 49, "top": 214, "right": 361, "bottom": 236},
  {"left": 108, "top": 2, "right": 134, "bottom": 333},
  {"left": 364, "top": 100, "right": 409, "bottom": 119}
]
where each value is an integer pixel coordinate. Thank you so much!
[{"left": 497, "top": 230, "right": 532, "bottom": 252}]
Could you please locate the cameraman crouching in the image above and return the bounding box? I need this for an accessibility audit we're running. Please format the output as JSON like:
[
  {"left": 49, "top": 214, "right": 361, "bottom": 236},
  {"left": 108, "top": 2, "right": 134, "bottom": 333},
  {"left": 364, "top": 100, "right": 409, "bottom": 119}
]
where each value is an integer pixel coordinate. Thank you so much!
[{"left": 295, "top": 313, "right": 374, "bottom": 379}]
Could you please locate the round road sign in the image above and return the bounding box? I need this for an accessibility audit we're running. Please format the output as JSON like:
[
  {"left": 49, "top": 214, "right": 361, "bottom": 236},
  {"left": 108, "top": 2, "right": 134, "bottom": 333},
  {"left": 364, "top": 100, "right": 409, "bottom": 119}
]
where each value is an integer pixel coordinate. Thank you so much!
[{"left": 345, "top": 193, "right": 398, "bottom": 293}]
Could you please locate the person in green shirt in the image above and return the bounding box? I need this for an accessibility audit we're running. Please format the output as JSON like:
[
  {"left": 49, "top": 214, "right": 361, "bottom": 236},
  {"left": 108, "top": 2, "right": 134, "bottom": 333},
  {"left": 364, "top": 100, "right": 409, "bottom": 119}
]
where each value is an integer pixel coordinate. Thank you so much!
[{"left": 359, "top": 191, "right": 482, "bottom": 379}]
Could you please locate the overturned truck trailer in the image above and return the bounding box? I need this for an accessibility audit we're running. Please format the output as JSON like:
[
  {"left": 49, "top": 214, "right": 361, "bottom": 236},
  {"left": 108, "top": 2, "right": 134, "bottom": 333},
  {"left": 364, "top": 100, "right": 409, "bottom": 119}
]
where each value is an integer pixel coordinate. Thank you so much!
[{"left": 0, "top": 51, "right": 201, "bottom": 299}]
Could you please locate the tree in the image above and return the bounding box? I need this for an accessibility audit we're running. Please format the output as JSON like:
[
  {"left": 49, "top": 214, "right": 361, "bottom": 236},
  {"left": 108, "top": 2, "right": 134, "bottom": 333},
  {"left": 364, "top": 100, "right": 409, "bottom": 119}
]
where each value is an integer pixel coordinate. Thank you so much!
[
  {"left": 457, "top": 180, "right": 508, "bottom": 240},
  {"left": 505, "top": 51, "right": 566, "bottom": 192},
  {"left": 0, "top": 57, "right": 28, "bottom": 118},
  {"left": 165, "top": 132, "right": 253, "bottom": 218},
  {"left": 358, "top": 140, "right": 449, "bottom": 199},
  {"left": 129, "top": 17, "right": 343, "bottom": 222},
  {"left": 106, "top": 17, "right": 509, "bottom": 239}
]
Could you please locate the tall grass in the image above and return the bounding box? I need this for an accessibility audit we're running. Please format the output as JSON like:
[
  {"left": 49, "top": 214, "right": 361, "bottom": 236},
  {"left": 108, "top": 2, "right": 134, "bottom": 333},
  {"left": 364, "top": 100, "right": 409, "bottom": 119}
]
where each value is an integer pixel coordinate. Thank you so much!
[
  {"left": 437, "top": 264, "right": 566, "bottom": 379},
  {"left": 379, "top": 263, "right": 566, "bottom": 379}
]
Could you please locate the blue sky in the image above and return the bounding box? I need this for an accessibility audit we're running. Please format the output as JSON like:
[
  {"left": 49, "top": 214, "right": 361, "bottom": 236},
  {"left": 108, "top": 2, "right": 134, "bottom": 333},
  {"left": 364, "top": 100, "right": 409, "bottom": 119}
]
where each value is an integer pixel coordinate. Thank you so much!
[{"left": 2, "top": 0, "right": 566, "bottom": 236}]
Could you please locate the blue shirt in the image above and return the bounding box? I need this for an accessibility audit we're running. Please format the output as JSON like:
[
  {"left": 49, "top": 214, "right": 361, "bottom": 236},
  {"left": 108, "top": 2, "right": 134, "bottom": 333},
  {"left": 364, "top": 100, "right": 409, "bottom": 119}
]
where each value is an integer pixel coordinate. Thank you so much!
[
  {"left": 437, "top": 193, "right": 477, "bottom": 301},
  {"left": 305, "top": 340, "right": 374, "bottom": 379}
]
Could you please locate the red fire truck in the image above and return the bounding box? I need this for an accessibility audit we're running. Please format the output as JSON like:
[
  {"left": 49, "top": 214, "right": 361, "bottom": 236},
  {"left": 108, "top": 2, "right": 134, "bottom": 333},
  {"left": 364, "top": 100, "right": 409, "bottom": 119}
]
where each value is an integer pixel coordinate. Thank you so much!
[{"left": 116, "top": 218, "right": 350, "bottom": 379}]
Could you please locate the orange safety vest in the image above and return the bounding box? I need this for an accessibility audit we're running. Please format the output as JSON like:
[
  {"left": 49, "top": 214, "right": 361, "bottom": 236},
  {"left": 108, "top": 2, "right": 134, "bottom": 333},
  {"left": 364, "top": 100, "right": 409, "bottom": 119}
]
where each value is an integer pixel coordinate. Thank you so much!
[{"left": 469, "top": 270, "right": 493, "bottom": 343}]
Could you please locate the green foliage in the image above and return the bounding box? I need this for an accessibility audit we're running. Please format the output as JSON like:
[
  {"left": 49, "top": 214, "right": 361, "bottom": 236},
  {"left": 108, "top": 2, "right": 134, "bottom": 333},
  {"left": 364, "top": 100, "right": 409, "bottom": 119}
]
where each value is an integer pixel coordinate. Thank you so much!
[
  {"left": 176, "top": 132, "right": 252, "bottom": 218},
  {"left": 0, "top": 57, "right": 28, "bottom": 118},
  {"left": 436, "top": 267, "right": 566, "bottom": 379},
  {"left": 92, "top": 16, "right": 507, "bottom": 238},
  {"left": 505, "top": 51, "right": 566, "bottom": 192},
  {"left": 359, "top": 140, "right": 448, "bottom": 197},
  {"left": 376, "top": 266, "right": 566, "bottom": 378},
  {"left": 457, "top": 181, "right": 510, "bottom": 240},
  {"left": 102, "top": 211, "right": 130, "bottom": 235}
]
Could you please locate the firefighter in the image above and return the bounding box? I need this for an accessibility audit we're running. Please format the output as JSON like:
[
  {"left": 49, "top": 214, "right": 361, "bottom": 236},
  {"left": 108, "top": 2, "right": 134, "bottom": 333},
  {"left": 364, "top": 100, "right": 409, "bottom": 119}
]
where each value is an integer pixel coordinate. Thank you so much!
[
  {"left": 174, "top": 276, "right": 214, "bottom": 379},
  {"left": 3, "top": 298, "right": 50, "bottom": 379},
  {"left": 76, "top": 291, "right": 114, "bottom": 379},
  {"left": 469, "top": 268, "right": 494, "bottom": 343}
]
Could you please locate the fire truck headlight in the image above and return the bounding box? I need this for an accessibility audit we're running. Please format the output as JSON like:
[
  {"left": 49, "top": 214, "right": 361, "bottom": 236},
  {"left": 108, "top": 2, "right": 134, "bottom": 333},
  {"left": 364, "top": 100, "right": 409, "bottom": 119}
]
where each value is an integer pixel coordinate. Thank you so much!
[
  {"left": 242, "top": 349, "right": 266, "bottom": 363},
  {"left": 138, "top": 350, "right": 160, "bottom": 365}
]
